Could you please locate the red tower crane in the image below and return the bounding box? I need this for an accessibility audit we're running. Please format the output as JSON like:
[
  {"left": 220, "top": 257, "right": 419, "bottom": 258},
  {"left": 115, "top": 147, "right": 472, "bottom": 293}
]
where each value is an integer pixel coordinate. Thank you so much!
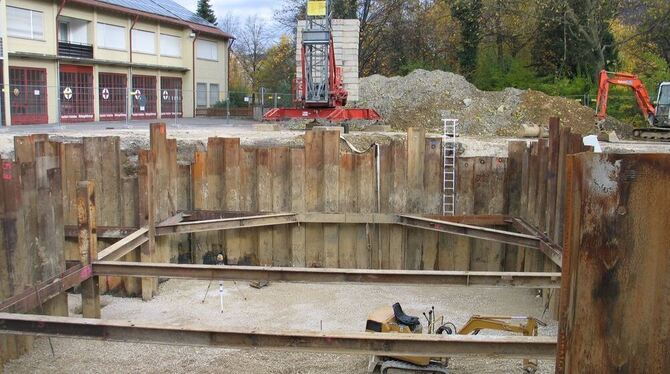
[{"left": 262, "top": 0, "right": 381, "bottom": 124}]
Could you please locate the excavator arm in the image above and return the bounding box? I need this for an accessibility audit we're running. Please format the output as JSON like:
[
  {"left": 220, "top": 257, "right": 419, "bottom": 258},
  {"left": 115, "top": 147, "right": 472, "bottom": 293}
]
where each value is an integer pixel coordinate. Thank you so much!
[{"left": 596, "top": 70, "right": 657, "bottom": 126}]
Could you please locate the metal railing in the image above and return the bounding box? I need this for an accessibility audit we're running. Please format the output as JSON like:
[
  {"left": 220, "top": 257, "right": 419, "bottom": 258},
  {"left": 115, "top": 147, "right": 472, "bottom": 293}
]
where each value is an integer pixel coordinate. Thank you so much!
[{"left": 58, "top": 41, "right": 94, "bottom": 59}]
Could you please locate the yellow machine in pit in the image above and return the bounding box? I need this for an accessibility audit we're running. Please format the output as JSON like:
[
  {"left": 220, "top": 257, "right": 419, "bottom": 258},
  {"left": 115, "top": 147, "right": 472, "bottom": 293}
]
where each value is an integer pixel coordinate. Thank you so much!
[{"left": 365, "top": 303, "right": 545, "bottom": 373}]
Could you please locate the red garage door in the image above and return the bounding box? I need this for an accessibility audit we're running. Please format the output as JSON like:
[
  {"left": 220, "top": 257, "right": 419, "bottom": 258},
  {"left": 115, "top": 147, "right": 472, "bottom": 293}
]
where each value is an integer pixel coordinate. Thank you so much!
[
  {"left": 99, "top": 72, "right": 127, "bottom": 121},
  {"left": 9, "top": 67, "right": 48, "bottom": 125},
  {"left": 132, "top": 75, "right": 157, "bottom": 119},
  {"left": 160, "top": 77, "right": 182, "bottom": 118},
  {"left": 60, "top": 65, "right": 94, "bottom": 123}
]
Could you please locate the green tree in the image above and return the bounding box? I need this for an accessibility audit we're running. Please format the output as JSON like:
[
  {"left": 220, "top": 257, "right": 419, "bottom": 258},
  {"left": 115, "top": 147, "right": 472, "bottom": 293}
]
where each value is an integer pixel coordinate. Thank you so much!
[
  {"left": 450, "top": 0, "right": 483, "bottom": 78},
  {"left": 332, "top": 0, "right": 359, "bottom": 18},
  {"left": 257, "top": 35, "right": 296, "bottom": 93},
  {"left": 196, "top": 0, "right": 217, "bottom": 25}
]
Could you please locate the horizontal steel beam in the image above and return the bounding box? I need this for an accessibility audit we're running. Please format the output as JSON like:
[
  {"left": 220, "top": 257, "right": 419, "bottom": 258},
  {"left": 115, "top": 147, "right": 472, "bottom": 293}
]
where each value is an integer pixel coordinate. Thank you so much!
[
  {"left": 399, "top": 215, "right": 541, "bottom": 249},
  {"left": 0, "top": 265, "right": 90, "bottom": 313},
  {"left": 154, "top": 213, "right": 298, "bottom": 236},
  {"left": 295, "top": 213, "right": 399, "bottom": 224},
  {"left": 92, "top": 262, "right": 561, "bottom": 288},
  {"left": 0, "top": 313, "right": 557, "bottom": 358},
  {"left": 96, "top": 227, "right": 149, "bottom": 261},
  {"left": 64, "top": 225, "right": 139, "bottom": 239},
  {"left": 423, "top": 214, "right": 511, "bottom": 226}
]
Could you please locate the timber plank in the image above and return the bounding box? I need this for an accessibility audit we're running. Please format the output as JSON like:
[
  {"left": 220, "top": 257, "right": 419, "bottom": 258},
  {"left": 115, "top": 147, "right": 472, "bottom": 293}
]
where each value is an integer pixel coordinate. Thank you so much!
[
  {"left": 421, "top": 137, "right": 441, "bottom": 270},
  {"left": 322, "top": 130, "right": 340, "bottom": 268},
  {"left": 223, "top": 138, "right": 241, "bottom": 264},
  {"left": 304, "top": 131, "right": 324, "bottom": 267},
  {"left": 239, "top": 148, "right": 258, "bottom": 265},
  {"left": 272, "top": 147, "right": 291, "bottom": 266},
  {"left": 289, "top": 148, "right": 306, "bottom": 267},
  {"left": 338, "top": 152, "right": 356, "bottom": 269},
  {"left": 257, "top": 148, "right": 273, "bottom": 266}
]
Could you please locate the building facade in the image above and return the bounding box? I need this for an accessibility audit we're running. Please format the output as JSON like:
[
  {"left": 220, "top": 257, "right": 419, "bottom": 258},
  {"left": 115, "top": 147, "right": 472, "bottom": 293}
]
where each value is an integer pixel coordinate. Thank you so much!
[{"left": 0, "top": 0, "right": 232, "bottom": 126}]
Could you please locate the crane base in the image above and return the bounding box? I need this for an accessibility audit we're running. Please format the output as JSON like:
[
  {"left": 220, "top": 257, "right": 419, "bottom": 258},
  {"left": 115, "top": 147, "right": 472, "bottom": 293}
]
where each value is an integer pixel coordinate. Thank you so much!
[{"left": 263, "top": 107, "right": 381, "bottom": 122}]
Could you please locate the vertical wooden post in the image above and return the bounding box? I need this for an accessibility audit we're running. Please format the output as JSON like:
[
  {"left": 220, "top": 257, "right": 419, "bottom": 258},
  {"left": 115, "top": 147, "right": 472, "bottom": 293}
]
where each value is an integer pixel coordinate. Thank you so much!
[
  {"left": 257, "top": 148, "right": 273, "bottom": 266},
  {"left": 290, "top": 148, "right": 306, "bottom": 267},
  {"left": 405, "top": 128, "right": 426, "bottom": 269},
  {"left": 271, "top": 147, "right": 291, "bottom": 266},
  {"left": 239, "top": 148, "right": 258, "bottom": 265},
  {"left": 304, "top": 130, "right": 324, "bottom": 267},
  {"left": 421, "top": 137, "right": 441, "bottom": 270},
  {"left": 505, "top": 141, "right": 526, "bottom": 271},
  {"left": 338, "top": 153, "right": 356, "bottom": 268},
  {"left": 322, "top": 129, "right": 340, "bottom": 268},
  {"left": 223, "top": 138, "right": 241, "bottom": 264},
  {"left": 355, "top": 151, "right": 374, "bottom": 269},
  {"left": 138, "top": 150, "right": 157, "bottom": 300},
  {"left": 77, "top": 181, "right": 100, "bottom": 318},
  {"left": 388, "top": 140, "right": 406, "bottom": 269}
]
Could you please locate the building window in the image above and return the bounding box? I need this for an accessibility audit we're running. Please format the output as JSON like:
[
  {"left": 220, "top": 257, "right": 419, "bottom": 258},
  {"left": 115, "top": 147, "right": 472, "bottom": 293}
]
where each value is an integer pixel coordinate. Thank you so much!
[
  {"left": 160, "top": 34, "right": 181, "bottom": 57},
  {"left": 209, "top": 84, "right": 220, "bottom": 106},
  {"left": 97, "top": 23, "right": 126, "bottom": 50},
  {"left": 132, "top": 29, "right": 156, "bottom": 54},
  {"left": 196, "top": 83, "right": 207, "bottom": 107},
  {"left": 196, "top": 39, "right": 218, "bottom": 61},
  {"left": 7, "top": 7, "right": 44, "bottom": 40},
  {"left": 59, "top": 18, "right": 89, "bottom": 44}
]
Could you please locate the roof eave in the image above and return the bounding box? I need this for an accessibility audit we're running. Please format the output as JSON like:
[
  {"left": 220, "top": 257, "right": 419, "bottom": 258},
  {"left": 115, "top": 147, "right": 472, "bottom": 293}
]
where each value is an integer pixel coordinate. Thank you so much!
[{"left": 68, "top": 0, "right": 234, "bottom": 40}]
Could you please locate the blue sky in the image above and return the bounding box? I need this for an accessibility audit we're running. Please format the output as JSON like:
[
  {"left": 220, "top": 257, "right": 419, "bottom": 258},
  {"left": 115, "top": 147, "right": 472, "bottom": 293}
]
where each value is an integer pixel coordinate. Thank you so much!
[{"left": 182, "top": 0, "right": 278, "bottom": 24}]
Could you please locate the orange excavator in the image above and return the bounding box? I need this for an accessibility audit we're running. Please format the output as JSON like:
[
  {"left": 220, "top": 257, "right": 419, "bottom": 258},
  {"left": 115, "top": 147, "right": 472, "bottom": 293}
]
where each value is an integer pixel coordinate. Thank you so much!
[{"left": 596, "top": 70, "right": 670, "bottom": 140}]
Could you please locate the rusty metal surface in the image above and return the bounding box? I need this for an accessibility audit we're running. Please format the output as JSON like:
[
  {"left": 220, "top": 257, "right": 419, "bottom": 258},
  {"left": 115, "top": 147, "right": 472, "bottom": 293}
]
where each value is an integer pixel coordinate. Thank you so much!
[
  {"left": 557, "top": 153, "right": 670, "bottom": 373},
  {"left": 0, "top": 264, "right": 89, "bottom": 313},
  {"left": 0, "top": 312, "right": 557, "bottom": 358}
]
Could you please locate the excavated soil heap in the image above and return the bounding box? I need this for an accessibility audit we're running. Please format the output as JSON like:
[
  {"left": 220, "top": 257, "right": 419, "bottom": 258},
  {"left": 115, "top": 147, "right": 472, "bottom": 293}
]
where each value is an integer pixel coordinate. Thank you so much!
[{"left": 357, "top": 69, "right": 631, "bottom": 136}]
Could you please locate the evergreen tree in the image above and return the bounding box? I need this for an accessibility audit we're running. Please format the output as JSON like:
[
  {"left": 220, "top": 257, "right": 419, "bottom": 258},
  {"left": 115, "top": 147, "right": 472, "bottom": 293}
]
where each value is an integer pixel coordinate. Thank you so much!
[
  {"left": 196, "top": 0, "right": 217, "bottom": 25},
  {"left": 450, "top": 0, "right": 483, "bottom": 78}
]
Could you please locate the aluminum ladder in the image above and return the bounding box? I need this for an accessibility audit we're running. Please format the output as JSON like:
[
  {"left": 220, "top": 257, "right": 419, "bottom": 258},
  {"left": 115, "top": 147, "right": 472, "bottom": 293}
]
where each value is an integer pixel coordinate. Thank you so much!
[{"left": 442, "top": 119, "right": 458, "bottom": 216}]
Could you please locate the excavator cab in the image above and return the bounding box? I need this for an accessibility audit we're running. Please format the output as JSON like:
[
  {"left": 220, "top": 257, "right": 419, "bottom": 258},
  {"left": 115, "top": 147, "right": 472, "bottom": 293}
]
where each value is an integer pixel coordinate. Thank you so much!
[{"left": 655, "top": 83, "right": 670, "bottom": 127}]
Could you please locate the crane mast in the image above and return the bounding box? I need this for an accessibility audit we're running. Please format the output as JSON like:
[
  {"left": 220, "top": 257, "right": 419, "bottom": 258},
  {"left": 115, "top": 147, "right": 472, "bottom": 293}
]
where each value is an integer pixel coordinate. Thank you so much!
[{"left": 263, "top": 0, "right": 380, "bottom": 124}]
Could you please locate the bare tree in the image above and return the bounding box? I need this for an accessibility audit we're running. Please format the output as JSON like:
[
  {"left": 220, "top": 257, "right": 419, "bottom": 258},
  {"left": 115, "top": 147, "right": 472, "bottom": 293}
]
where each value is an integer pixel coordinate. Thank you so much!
[
  {"left": 235, "top": 15, "right": 271, "bottom": 94},
  {"left": 218, "top": 14, "right": 240, "bottom": 35}
]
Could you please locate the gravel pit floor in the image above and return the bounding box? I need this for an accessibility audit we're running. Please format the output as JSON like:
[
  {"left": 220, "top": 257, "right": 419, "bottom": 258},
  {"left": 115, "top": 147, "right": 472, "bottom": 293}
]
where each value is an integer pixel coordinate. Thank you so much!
[{"left": 4, "top": 280, "right": 557, "bottom": 374}]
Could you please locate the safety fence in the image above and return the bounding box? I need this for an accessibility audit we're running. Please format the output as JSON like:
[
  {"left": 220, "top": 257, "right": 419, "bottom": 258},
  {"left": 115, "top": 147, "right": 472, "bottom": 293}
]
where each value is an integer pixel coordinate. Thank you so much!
[{"left": 1, "top": 84, "right": 295, "bottom": 125}]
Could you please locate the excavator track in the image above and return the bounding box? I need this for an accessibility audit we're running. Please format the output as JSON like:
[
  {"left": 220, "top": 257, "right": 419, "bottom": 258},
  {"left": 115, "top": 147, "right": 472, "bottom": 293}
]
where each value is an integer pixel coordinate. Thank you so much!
[
  {"left": 632, "top": 128, "right": 670, "bottom": 141},
  {"left": 380, "top": 359, "right": 449, "bottom": 374}
]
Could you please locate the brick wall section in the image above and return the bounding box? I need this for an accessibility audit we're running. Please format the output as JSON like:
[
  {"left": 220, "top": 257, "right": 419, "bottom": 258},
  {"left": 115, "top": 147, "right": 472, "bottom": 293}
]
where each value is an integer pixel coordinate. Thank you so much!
[{"left": 296, "top": 19, "right": 360, "bottom": 102}]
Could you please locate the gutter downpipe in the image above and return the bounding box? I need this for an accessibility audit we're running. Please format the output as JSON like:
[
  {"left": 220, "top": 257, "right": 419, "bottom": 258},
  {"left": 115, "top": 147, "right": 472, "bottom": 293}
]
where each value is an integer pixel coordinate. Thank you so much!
[
  {"left": 56, "top": 0, "right": 68, "bottom": 126},
  {"left": 227, "top": 38, "right": 234, "bottom": 102},
  {"left": 192, "top": 31, "right": 199, "bottom": 117},
  {"left": 127, "top": 15, "right": 138, "bottom": 126}
]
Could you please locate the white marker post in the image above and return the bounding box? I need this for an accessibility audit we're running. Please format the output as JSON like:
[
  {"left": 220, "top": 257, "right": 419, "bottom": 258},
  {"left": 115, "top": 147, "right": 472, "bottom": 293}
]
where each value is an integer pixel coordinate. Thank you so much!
[
  {"left": 216, "top": 253, "right": 225, "bottom": 313},
  {"left": 219, "top": 281, "right": 224, "bottom": 313}
]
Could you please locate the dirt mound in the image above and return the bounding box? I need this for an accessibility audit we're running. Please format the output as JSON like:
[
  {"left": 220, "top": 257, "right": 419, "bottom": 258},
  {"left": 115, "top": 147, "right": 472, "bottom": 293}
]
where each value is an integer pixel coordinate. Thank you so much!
[{"left": 357, "top": 69, "right": 632, "bottom": 136}]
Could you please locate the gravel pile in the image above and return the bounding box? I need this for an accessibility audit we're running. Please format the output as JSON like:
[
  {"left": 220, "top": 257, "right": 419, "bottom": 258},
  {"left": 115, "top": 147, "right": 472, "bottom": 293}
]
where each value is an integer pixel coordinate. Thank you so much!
[{"left": 357, "top": 69, "right": 632, "bottom": 136}]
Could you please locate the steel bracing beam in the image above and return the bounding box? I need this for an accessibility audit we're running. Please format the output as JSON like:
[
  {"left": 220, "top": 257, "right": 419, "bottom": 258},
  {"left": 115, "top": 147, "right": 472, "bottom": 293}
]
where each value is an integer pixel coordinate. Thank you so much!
[
  {"left": 398, "top": 215, "right": 541, "bottom": 249},
  {"left": 92, "top": 262, "right": 561, "bottom": 288},
  {"left": 96, "top": 227, "right": 149, "bottom": 261},
  {"left": 0, "top": 265, "right": 90, "bottom": 313},
  {"left": 64, "top": 225, "right": 139, "bottom": 239},
  {"left": 0, "top": 313, "right": 557, "bottom": 358},
  {"left": 154, "top": 213, "right": 298, "bottom": 236}
]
